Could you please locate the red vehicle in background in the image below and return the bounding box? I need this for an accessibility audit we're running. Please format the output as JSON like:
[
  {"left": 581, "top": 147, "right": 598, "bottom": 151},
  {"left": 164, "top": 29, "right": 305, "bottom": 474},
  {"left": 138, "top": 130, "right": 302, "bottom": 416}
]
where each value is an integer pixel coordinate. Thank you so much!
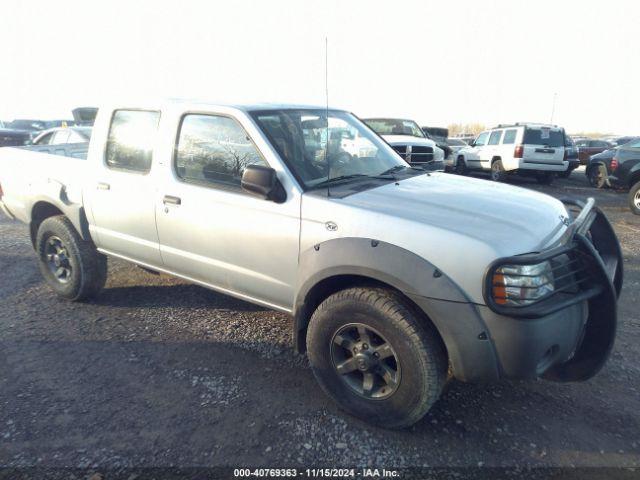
[{"left": 575, "top": 139, "right": 613, "bottom": 164}]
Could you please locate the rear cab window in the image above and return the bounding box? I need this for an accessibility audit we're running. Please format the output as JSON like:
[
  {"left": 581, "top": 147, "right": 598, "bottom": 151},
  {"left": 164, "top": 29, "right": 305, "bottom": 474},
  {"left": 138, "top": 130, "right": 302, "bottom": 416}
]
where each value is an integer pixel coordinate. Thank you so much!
[
  {"left": 105, "top": 110, "right": 161, "bottom": 173},
  {"left": 523, "top": 127, "right": 564, "bottom": 147}
]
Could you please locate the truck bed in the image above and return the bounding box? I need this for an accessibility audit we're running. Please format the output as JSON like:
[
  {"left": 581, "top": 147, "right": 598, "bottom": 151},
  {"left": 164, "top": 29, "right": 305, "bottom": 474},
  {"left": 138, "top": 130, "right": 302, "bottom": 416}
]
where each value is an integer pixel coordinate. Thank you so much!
[{"left": 0, "top": 144, "right": 88, "bottom": 223}]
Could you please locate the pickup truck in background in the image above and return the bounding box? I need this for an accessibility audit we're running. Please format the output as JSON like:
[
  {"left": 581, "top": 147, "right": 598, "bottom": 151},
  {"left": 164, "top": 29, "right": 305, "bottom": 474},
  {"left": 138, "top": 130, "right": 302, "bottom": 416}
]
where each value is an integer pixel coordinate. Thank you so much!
[{"left": 0, "top": 100, "right": 623, "bottom": 428}]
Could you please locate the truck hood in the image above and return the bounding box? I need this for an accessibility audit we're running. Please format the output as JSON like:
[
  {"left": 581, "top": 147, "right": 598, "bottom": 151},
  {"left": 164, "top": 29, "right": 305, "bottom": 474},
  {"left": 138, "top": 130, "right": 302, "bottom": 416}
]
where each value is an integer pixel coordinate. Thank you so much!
[
  {"left": 341, "top": 172, "right": 569, "bottom": 255},
  {"left": 382, "top": 135, "right": 437, "bottom": 147}
]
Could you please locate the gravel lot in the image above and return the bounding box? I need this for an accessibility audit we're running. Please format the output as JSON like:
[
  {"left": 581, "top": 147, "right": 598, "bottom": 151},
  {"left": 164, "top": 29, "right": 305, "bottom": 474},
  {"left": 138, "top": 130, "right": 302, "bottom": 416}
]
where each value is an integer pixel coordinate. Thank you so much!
[{"left": 1, "top": 168, "right": 639, "bottom": 477}]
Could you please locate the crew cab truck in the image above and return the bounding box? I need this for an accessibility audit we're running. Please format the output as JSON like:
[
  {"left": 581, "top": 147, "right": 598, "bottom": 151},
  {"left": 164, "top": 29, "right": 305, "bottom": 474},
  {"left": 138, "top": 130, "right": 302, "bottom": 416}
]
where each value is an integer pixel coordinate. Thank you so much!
[
  {"left": 455, "top": 123, "right": 568, "bottom": 184},
  {"left": 0, "top": 100, "right": 623, "bottom": 428}
]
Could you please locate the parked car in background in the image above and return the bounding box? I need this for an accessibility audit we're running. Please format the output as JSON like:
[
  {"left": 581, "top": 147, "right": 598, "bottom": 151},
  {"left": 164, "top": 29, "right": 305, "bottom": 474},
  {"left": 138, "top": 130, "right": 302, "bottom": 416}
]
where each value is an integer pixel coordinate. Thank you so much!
[
  {"left": 0, "top": 100, "right": 623, "bottom": 428},
  {"left": 451, "top": 134, "right": 475, "bottom": 144},
  {"left": 604, "top": 138, "right": 640, "bottom": 214},
  {"left": 5, "top": 119, "right": 49, "bottom": 132},
  {"left": 585, "top": 137, "right": 640, "bottom": 188},
  {"left": 0, "top": 128, "right": 34, "bottom": 147},
  {"left": 444, "top": 138, "right": 467, "bottom": 169},
  {"left": 612, "top": 136, "right": 639, "bottom": 147},
  {"left": 559, "top": 135, "right": 580, "bottom": 178},
  {"left": 575, "top": 139, "right": 613, "bottom": 165},
  {"left": 420, "top": 126, "right": 452, "bottom": 160},
  {"left": 454, "top": 123, "right": 567, "bottom": 184},
  {"left": 32, "top": 127, "right": 92, "bottom": 145},
  {"left": 364, "top": 118, "right": 445, "bottom": 170}
]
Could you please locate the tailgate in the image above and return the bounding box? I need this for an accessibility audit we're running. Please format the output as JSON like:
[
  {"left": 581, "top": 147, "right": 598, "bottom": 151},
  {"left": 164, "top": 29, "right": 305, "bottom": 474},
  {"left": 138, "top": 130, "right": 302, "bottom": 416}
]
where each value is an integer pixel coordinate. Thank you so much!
[{"left": 522, "top": 127, "right": 565, "bottom": 165}]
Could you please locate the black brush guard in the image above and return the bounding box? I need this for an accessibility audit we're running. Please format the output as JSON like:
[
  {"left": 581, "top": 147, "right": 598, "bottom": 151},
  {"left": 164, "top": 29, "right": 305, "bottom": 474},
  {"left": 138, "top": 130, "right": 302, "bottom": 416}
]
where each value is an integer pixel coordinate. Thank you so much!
[{"left": 483, "top": 198, "right": 623, "bottom": 382}]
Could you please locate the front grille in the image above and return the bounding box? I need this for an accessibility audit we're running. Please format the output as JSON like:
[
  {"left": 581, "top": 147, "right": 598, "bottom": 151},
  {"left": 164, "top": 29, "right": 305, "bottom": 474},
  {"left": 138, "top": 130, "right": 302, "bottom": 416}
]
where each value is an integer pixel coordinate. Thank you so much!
[
  {"left": 391, "top": 145, "right": 434, "bottom": 163},
  {"left": 391, "top": 145, "right": 407, "bottom": 160}
]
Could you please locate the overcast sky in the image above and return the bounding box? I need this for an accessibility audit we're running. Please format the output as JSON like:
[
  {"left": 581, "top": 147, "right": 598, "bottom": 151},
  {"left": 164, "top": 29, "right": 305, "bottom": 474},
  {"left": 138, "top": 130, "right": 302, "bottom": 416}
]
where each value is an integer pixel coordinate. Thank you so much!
[{"left": 1, "top": 0, "right": 639, "bottom": 134}]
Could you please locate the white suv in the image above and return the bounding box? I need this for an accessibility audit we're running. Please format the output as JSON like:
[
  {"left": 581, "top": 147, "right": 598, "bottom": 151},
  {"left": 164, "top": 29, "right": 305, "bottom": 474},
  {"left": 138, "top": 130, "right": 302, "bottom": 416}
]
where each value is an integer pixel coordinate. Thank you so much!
[{"left": 451, "top": 123, "right": 567, "bottom": 184}]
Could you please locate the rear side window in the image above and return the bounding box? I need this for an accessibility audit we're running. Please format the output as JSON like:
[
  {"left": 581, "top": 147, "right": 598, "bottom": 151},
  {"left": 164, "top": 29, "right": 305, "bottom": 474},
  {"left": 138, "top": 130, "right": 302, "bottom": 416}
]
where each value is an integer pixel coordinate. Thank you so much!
[
  {"left": 523, "top": 128, "right": 564, "bottom": 147},
  {"left": 175, "top": 114, "right": 268, "bottom": 190},
  {"left": 488, "top": 130, "right": 503, "bottom": 145},
  {"left": 502, "top": 129, "right": 517, "bottom": 144},
  {"left": 105, "top": 110, "right": 160, "bottom": 173}
]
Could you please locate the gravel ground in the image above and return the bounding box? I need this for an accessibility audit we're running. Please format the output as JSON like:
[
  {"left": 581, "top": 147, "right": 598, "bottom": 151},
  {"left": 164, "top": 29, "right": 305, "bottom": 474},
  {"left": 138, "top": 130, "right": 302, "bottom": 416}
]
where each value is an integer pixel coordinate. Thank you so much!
[{"left": 0, "top": 168, "right": 639, "bottom": 477}]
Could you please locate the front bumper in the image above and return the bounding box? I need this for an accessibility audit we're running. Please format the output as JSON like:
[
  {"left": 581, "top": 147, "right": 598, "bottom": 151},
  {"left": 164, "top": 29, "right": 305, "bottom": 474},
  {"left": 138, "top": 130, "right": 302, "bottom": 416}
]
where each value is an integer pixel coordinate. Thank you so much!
[
  {"left": 483, "top": 199, "right": 622, "bottom": 381},
  {"left": 412, "top": 199, "right": 622, "bottom": 383},
  {"left": 517, "top": 160, "right": 569, "bottom": 172}
]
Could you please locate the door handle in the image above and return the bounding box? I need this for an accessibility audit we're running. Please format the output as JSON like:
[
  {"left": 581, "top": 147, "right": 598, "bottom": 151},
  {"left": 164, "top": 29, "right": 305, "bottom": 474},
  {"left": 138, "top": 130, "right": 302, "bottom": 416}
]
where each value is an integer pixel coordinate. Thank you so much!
[
  {"left": 163, "top": 195, "right": 181, "bottom": 205},
  {"left": 97, "top": 182, "right": 110, "bottom": 190}
]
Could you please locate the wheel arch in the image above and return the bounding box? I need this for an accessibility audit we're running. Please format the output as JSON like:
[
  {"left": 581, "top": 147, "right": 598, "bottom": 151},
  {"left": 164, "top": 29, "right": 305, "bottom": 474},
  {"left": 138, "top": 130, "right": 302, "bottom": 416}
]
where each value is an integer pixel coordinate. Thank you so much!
[
  {"left": 293, "top": 238, "right": 500, "bottom": 381},
  {"left": 29, "top": 199, "right": 90, "bottom": 248}
]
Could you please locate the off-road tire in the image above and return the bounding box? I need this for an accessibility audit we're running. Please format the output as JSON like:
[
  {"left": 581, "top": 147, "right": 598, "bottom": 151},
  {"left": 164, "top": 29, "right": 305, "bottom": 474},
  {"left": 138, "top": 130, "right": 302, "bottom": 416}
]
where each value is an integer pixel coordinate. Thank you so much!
[
  {"left": 490, "top": 159, "right": 505, "bottom": 182},
  {"left": 536, "top": 172, "right": 555, "bottom": 185},
  {"left": 36, "top": 215, "right": 107, "bottom": 301},
  {"left": 588, "top": 164, "right": 607, "bottom": 189},
  {"left": 629, "top": 181, "right": 640, "bottom": 215},
  {"left": 306, "top": 287, "right": 447, "bottom": 429}
]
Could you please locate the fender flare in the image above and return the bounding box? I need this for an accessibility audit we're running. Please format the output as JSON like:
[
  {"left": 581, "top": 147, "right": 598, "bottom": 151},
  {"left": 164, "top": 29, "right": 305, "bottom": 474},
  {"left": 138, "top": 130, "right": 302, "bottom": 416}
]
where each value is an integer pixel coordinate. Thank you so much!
[
  {"left": 27, "top": 184, "right": 90, "bottom": 247},
  {"left": 293, "top": 237, "right": 501, "bottom": 382}
]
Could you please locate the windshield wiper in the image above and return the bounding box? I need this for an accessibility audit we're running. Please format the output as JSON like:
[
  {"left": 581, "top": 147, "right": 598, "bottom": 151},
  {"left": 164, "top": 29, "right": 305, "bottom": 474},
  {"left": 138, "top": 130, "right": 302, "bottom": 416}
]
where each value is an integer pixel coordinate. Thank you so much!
[{"left": 310, "top": 174, "right": 370, "bottom": 189}]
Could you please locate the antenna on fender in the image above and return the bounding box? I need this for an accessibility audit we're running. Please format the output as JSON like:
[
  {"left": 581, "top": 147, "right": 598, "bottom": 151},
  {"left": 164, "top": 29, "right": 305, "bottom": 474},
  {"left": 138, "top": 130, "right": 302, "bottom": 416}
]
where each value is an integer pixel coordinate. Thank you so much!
[{"left": 324, "top": 36, "right": 331, "bottom": 197}]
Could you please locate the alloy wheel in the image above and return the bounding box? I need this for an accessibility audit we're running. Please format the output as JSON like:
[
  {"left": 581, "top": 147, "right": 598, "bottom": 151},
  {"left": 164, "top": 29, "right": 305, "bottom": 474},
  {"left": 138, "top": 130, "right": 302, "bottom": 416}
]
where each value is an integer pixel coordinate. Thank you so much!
[
  {"left": 330, "top": 323, "right": 401, "bottom": 400},
  {"left": 44, "top": 236, "right": 72, "bottom": 283}
]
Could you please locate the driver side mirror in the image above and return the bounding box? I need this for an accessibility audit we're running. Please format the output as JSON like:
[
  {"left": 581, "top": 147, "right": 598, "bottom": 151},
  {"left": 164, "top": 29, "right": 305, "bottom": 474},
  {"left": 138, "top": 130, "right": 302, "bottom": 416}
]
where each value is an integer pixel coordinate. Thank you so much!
[{"left": 241, "top": 165, "right": 286, "bottom": 203}]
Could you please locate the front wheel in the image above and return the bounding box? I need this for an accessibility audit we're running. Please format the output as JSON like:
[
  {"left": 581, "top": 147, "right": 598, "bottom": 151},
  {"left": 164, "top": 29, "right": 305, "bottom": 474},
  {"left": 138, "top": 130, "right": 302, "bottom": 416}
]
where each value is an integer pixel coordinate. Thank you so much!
[
  {"left": 629, "top": 181, "right": 640, "bottom": 215},
  {"left": 455, "top": 157, "right": 467, "bottom": 175},
  {"left": 306, "top": 287, "right": 447, "bottom": 429},
  {"left": 36, "top": 215, "right": 107, "bottom": 301}
]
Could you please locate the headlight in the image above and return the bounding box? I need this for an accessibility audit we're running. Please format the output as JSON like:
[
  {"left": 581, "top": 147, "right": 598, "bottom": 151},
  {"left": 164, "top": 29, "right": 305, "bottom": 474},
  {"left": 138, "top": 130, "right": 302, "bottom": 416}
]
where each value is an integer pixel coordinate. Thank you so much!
[
  {"left": 433, "top": 147, "right": 444, "bottom": 161},
  {"left": 491, "top": 261, "right": 555, "bottom": 306}
]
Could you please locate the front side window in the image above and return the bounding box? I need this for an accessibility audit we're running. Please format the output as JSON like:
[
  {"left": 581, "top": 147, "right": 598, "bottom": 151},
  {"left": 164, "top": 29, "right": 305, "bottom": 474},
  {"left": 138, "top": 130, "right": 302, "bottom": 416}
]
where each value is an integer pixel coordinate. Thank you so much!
[
  {"left": 488, "top": 130, "right": 503, "bottom": 145},
  {"left": 251, "top": 109, "right": 408, "bottom": 189},
  {"left": 105, "top": 110, "right": 160, "bottom": 173},
  {"left": 474, "top": 132, "right": 490, "bottom": 146},
  {"left": 175, "top": 114, "right": 268, "bottom": 189}
]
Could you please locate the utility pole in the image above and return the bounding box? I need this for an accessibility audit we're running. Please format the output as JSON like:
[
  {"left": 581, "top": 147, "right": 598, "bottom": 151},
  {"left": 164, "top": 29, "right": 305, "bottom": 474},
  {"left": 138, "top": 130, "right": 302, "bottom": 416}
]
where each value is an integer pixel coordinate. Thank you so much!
[{"left": 550, "top": 93, "right": 558, "bottom": 124}]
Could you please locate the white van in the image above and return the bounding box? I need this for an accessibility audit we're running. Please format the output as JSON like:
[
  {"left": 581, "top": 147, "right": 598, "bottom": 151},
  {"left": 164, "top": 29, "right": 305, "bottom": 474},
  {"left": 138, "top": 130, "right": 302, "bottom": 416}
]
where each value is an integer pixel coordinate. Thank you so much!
[{"left": 452, "top": 123, "right": 568, "bottom": 183}]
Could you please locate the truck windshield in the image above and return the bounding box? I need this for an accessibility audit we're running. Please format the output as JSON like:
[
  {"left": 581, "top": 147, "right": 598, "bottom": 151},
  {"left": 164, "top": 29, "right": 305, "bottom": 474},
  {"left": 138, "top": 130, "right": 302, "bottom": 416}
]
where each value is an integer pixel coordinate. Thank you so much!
[
  {"left": 363, "top": 119, "right": 426, "bottom": 138},
  {"left": 251, "top": 109, "right": 409, "bottom": 189}
]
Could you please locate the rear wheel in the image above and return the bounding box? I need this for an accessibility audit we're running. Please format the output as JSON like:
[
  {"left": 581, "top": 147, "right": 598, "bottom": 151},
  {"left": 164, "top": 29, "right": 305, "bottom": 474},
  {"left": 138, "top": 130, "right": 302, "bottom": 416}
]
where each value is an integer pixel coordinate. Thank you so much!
[
  {"left": 536, "top": 172, "right": 555, "bottom": 185},
  {"left": 306, "top": 287, "right": 447, "bottom": 429},
  {"left": 36, "top": 215, "right": 107, "bottom": 301},
  {"left": 490, "top": 159, "right": 505, "bottom": 181},
  {"left": 629, "top": 181, "right": 640, "bottom": 215},
  {"left": 588, "top": 164, "right": 607, "bottom": 189}
]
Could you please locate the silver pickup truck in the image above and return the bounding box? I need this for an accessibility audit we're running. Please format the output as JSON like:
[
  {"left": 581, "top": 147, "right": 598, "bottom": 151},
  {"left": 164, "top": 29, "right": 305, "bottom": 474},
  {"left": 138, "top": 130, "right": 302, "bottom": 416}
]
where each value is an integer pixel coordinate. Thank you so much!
[{"left": 0, "top": 100, "right": 624, "bottom": 428}]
